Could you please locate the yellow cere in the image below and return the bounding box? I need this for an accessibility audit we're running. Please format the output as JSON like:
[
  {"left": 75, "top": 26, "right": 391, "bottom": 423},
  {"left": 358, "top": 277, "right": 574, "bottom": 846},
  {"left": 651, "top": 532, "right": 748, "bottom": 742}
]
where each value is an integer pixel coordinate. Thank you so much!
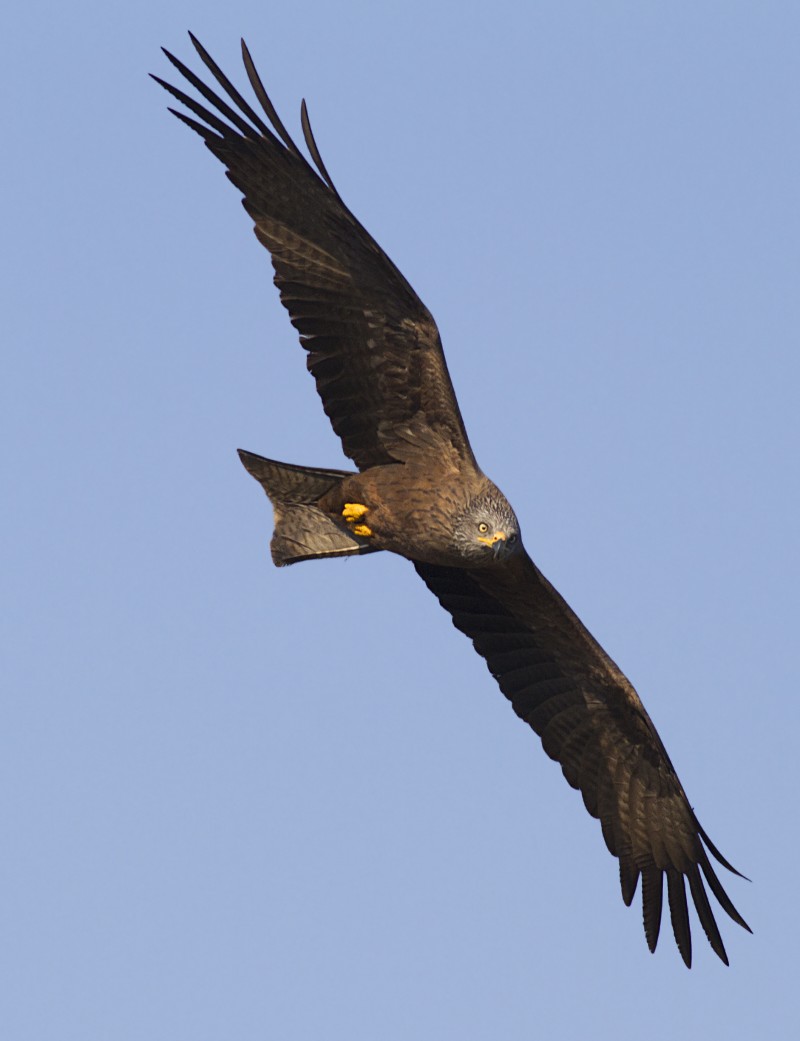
[{"left": 477, "top": 531, "right": 506, "bottom": 547}]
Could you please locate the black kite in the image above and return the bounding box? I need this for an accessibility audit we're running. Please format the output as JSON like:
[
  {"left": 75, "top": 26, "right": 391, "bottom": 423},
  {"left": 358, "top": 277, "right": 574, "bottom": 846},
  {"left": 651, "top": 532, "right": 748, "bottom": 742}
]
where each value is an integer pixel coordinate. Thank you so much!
[{"left": 155, "top": 35, "right": 750, "bottom": 966}]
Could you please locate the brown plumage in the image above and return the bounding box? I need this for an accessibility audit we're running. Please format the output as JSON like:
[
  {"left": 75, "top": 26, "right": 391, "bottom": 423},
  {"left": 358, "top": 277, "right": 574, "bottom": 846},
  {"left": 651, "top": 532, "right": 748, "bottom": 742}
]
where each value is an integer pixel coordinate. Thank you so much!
[{"left": 155, "top": 34, "right": 750, "bottom": 966}]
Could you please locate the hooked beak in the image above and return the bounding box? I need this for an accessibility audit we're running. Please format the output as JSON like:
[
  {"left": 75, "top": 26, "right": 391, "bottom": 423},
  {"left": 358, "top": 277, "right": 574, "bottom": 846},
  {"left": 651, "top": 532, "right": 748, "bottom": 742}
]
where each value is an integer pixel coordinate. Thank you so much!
[{"left": 477, "top": 531, "right": 507, "bottom": 549}]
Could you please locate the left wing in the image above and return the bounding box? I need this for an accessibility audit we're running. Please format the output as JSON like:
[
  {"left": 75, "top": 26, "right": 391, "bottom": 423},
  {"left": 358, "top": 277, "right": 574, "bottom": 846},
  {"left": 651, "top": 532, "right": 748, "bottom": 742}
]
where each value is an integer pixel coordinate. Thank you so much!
[{"left": 415, "top": 553, "right": 750, "bottom": 966}]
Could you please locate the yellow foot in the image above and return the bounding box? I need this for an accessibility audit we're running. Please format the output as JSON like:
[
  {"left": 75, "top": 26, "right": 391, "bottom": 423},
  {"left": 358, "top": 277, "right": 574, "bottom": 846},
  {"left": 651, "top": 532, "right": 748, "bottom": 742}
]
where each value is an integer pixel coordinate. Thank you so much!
[
  {"left": 342, "top": 503, "right": 373, "bottom": 538},
  {"left": 342, "top": 502, "right": 369, "bottom": 523}
]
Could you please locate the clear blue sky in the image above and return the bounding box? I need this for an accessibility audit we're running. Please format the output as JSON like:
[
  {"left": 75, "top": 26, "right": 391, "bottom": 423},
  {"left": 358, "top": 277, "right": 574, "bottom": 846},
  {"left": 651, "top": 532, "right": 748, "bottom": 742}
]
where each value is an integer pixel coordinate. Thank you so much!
[{"left": 3, "top": 2, "right": 797, "bottom": 1038}]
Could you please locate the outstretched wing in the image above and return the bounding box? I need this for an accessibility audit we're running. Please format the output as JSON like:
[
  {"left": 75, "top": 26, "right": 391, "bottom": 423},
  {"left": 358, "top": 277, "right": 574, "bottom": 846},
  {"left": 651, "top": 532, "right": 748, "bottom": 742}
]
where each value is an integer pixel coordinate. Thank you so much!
[
  {"left": 154, "top": 35, "right": 474, "bottom": 472},
  {"left": 415, "top": 553, "right": 750, "bottom": 967}
]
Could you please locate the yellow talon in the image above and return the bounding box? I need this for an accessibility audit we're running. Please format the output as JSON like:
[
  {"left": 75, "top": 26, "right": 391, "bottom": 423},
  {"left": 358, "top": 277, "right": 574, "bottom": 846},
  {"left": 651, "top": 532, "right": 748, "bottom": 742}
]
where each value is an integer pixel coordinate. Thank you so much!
[
  {"left": 342, "top": 502, "right": 369, "bottom": 523},
  {"left": 342, "top": 502, "right": 373, "bottom": 537}
]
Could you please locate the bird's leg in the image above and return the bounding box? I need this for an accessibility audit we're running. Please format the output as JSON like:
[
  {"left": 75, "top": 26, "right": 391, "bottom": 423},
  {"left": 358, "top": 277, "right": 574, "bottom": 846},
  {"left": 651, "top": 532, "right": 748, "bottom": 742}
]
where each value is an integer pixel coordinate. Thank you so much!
[{"left": 342, "top": 502, "right": 373, "bottom": 537}]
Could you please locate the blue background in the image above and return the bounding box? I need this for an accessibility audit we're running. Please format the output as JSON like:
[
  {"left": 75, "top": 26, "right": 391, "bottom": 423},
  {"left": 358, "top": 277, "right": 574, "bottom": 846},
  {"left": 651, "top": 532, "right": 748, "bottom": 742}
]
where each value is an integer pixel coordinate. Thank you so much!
[{"left": 3, "top": 2, "right": 797, "bottom": 1037}]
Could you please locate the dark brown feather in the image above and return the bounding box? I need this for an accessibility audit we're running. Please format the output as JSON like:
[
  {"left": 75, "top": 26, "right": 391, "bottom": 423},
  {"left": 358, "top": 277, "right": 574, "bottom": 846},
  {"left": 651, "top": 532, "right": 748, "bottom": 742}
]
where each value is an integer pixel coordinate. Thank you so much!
[
  {"left": 157, "top": 36, "right": 750, "bottom": 966},
  {"left": 155, "top": 35, "right": 475, "bottom": 472},
  {"left": 415, "top": 553, "right": 750, "bottom": 964}
]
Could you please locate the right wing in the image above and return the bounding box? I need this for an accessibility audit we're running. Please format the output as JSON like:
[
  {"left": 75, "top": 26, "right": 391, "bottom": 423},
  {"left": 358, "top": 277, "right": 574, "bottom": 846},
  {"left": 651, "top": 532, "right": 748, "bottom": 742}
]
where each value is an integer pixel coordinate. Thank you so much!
[{"left": 154, "top": 35, "right": 475, "bottom": 472}]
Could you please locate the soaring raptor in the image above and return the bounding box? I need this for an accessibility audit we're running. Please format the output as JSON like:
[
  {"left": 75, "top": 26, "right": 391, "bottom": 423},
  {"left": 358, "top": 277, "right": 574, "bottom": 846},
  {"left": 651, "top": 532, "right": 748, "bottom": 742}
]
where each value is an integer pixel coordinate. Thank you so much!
[{"left": 155, "top": 35, "right": 750, "bottom": 966}]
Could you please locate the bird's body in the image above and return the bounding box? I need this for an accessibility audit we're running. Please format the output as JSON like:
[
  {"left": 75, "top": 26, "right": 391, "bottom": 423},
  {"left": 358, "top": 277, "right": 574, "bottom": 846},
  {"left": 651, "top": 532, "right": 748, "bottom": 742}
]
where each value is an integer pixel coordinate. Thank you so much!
[
  {"left": 155, "top": 34, "right": 750, "bottom": 966},
  {"left": 320, "top": 464, "right": 517, "bottom": 567}
]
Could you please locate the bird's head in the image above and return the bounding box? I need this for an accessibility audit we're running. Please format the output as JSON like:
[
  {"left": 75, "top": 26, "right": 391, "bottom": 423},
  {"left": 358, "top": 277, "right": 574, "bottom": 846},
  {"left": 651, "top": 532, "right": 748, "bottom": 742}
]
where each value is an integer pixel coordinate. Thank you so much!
[{"left": 452, "top": 486, "right": 521, "bottom": 565}]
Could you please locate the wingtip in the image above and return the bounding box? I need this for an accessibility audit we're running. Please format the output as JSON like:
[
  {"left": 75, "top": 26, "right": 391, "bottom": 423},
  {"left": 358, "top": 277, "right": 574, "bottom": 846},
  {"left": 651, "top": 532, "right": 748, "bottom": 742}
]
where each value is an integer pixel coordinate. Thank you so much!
[
  {"left": 695, "top": 817, "right": 750, "bottom": 881},
  {"left": 160, "top": 46, "right": 180, "bottom": 68},
  {"left": 237, "top": 448, "right": 262, "bottom": 470},
  {"left": 187, "top": 30, "right": 205, "bottom": 56},
  {"left": 188, "top": 31, "right": 211, "bottom": 64}
]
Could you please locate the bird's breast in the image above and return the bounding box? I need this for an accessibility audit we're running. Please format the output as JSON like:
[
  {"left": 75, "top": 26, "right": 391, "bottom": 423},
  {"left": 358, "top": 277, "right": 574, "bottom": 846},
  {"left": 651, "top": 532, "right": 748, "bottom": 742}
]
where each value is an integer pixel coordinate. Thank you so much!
[{"left": 321, "top": 464, "right": 473, "bottom": 564}]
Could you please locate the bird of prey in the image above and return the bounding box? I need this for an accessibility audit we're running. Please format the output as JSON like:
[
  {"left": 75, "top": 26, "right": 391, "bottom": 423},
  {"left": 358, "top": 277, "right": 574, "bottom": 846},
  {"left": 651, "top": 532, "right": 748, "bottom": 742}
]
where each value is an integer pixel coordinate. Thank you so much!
[{"left": 154, "top": 34, "right": 750, "bottom": 966}]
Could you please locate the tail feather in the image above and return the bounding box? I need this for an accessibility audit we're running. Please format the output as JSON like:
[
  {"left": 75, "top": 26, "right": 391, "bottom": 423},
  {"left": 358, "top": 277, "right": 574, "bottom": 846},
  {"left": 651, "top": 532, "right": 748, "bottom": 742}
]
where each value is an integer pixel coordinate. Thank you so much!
[{"left": 237, "top": 449, "right": 376, "bottom": 566}]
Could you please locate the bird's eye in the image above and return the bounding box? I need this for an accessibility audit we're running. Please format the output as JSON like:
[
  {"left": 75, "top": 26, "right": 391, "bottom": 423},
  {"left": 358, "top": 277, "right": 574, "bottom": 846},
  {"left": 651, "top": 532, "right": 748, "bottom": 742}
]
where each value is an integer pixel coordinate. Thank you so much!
[
  {"left": 508, "top": 533, "right": 517, "bottom": 544},
  {"left": 478, "top": 522, "right": 489, "bottom": 534}
]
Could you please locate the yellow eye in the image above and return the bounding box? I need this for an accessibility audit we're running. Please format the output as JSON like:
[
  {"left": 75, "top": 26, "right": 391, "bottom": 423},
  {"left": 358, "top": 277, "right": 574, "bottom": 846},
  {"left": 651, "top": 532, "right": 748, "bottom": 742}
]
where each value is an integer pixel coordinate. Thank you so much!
[{"left": 478, "top": 522, "right": 489, "bottom": 534}]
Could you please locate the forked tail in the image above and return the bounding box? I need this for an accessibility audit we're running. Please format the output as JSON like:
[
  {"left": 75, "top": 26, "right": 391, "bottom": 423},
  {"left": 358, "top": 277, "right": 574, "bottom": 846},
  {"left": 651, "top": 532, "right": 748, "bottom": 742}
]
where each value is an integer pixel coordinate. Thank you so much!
[{"left": 238, "top": 450, "right": 376, "bottom": 566}]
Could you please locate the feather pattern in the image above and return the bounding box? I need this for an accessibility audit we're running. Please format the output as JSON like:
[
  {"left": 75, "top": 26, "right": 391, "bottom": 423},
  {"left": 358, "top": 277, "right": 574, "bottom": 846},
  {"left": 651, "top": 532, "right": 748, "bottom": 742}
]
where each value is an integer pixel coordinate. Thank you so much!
[
  {"left": 154, "top": 37, "right": 474, "bottom": 472},
  {"left": 415, "top": 555, "right": 751, "bottom": 965},
  {"left": 156, "top": 35, "right": 750, "bottom": 966}
]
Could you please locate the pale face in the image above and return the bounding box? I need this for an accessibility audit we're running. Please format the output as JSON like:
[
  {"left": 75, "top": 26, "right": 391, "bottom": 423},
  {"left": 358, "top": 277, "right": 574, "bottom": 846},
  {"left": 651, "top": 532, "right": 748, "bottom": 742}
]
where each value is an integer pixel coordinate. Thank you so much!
[{"left": 453, "top": 491, "right": 521, "bottom": 565}]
